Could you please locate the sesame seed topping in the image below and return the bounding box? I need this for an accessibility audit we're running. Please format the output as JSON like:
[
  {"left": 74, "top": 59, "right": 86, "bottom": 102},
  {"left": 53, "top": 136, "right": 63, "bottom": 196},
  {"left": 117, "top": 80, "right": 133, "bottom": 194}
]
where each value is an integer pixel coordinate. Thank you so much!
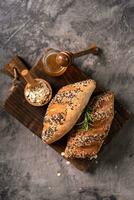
[{"left": 64, "top": 92, "right": 114, "bottom": 159}]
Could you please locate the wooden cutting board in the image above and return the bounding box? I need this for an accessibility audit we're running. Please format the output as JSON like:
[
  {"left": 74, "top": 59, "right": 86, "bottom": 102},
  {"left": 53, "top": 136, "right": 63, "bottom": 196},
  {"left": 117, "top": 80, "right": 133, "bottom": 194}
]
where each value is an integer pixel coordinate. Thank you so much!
[{"left": 4, "top": 51, "right": 130, "bottom": 171}]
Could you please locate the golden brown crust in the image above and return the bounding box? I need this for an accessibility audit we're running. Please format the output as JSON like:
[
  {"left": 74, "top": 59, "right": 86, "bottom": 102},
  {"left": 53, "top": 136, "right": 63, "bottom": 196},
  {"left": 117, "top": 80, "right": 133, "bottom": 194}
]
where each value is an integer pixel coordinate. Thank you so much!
[
  {"left": 42, "top": 79, "right": 96, "bottom": 144},
  {"left": 64, "top": 92, "right": 114, "bottom": 159}
]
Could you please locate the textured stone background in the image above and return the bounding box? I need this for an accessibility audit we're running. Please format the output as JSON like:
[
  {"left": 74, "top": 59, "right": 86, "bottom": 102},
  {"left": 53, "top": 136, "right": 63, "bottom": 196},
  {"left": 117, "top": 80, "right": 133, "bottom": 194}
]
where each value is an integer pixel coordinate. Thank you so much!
[{"left": 0, "top": 0, "right": 134, "bottom": 199}]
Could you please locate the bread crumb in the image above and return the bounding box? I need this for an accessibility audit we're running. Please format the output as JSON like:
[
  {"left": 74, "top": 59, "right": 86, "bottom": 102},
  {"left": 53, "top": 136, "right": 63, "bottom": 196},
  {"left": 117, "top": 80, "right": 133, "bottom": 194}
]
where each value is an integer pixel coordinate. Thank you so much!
[
  {"left": 66, "top": 161, "right": 70, "bottom": 165},
  {"left": 48, "top": 186, "right": 52, "bottom": 190},
  {"left": 57, "top": 172, "right": 61, "bottom": 177},
  {"left": 61, "top": 152, "right": 65, "bottom": 156}
]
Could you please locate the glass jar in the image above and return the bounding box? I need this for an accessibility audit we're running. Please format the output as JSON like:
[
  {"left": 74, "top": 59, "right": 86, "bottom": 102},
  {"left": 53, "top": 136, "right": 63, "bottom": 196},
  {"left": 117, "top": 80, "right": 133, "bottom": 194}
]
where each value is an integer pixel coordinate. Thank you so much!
[{"left": 42, "top": 49, "right": 68, "bottom": 77}]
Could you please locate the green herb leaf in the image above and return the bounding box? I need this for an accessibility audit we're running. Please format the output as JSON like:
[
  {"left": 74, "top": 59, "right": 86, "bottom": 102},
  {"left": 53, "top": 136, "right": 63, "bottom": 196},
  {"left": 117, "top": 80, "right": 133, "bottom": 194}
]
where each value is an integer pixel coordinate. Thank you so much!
[{"left": 76, "top": 105, "right": 93, "bottom": 131}]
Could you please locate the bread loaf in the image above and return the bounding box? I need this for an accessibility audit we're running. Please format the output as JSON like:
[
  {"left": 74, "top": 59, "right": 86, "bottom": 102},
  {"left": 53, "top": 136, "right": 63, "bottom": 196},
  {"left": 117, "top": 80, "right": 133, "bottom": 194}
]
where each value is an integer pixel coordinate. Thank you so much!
[
  {"left": 42, "top": 79, "right": 96, "bottom": 144},
  {"left": 64, "top": 92, "right": 114, "bottom": 159}
]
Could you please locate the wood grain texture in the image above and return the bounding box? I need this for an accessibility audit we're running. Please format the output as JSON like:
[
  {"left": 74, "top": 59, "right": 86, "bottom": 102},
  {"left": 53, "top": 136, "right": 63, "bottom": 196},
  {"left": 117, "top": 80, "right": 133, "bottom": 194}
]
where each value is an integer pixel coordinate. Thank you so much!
[{"left": 4, "top": 54, "right": 130, "bottom": 171}]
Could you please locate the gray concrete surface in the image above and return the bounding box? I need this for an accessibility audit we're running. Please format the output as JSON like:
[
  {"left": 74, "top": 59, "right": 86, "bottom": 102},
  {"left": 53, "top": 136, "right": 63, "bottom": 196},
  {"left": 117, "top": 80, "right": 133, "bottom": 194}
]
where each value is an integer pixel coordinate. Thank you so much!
[{"left": 0, "top": 0, "right": 134, "bottom": 199}]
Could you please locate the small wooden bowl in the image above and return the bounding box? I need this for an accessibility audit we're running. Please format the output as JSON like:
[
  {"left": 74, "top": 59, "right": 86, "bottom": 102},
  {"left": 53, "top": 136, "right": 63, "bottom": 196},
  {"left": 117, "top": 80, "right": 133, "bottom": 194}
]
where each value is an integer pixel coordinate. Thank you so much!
[{"left": 24, "top": 78, "right": 52, "bottom": 107}]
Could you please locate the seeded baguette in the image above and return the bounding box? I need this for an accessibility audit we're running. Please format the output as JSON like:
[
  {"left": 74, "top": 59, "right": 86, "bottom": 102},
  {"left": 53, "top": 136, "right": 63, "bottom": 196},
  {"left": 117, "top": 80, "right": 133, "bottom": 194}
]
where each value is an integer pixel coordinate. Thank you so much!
[
  {"left": 42, "top": 79, "right": 96, "bottom": 144},
  {"left": 64, "top": 92, "right": 114, "bottom": 159}
]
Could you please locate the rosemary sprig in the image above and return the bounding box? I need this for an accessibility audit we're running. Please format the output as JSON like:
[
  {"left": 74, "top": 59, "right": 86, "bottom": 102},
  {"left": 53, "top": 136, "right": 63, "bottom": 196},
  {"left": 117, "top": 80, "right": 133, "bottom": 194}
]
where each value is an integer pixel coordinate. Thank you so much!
[{"left": 76, "top": 105, "right": 93, "bottom": 131}]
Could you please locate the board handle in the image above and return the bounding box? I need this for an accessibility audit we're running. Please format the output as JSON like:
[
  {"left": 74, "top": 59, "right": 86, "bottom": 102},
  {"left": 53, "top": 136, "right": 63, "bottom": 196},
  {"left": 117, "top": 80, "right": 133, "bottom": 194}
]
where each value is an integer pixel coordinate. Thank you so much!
[
  {"left": 4, "top": 56, "right": 38, "bottom": 85},
  {"left": 5, "top": 56, "right": 30, "bottom": 77}
]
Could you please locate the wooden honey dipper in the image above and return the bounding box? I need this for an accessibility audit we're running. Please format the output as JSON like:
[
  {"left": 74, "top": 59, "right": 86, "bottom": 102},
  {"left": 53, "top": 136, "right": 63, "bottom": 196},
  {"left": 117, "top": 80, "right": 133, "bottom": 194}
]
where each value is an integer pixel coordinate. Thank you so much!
[
  {"left": 56, "top": 44, "right": 100, "bottom": 68},
  {"left": 43, "top": 44, "right": 100, "bottom": 77}
]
